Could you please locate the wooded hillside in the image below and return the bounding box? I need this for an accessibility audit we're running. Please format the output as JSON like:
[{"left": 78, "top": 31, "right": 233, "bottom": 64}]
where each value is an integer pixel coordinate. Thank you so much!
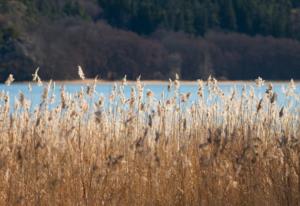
[{"left": 0, "top": 0, "right": 300, "bottom": 81}]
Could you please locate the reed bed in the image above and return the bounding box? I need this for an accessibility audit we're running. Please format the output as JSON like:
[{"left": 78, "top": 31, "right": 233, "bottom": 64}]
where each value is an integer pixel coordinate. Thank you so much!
[{"left": 0, "top": 70, "right": 300, "bottom": 206}]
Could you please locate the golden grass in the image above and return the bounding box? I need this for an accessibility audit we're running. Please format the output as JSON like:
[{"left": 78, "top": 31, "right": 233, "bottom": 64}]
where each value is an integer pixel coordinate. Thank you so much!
[{"left": 0, "top": 71, "right": 300, "bottom": 205}]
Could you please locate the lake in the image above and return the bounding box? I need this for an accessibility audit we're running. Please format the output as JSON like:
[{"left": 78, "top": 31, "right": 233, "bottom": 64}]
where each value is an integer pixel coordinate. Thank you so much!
[{"left": 0, "top": 81, "right": 299, "bottom": 110}]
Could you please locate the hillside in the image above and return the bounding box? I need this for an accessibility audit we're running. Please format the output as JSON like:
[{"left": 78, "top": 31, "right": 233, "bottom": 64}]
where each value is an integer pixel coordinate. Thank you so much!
[{"left": 0, "top": 0, "right": 300, "bottom": 81}]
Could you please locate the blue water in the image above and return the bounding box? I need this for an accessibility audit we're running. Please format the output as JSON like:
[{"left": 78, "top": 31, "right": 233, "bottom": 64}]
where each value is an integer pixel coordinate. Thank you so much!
[{"left": 0, "top": 82, "right": 299, "bottom": 110}]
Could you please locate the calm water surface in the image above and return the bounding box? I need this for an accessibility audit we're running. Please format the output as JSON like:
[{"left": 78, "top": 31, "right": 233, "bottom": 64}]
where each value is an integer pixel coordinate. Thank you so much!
[{"left": 0, "top": 82, "right": 299, "bottom": 109}]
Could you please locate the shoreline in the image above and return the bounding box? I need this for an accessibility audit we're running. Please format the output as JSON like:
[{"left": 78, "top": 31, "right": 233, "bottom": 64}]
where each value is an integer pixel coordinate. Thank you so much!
[{"left": 7, "top": 79, "right": 299, "bottom": 85}]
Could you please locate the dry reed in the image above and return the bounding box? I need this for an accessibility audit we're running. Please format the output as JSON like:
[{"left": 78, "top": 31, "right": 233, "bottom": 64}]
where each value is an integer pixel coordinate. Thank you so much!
[{"left": 0, "top": 71, "right": 299, "bottom": 206}]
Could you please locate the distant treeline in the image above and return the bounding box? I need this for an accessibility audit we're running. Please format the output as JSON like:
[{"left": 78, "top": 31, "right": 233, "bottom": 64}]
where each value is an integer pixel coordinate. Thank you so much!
[
  {"left": 99, "top": 0, "right": 300, "bottom": 39},
  {"left": 0, "top": 0, "right": 300, "bottom": 81}
]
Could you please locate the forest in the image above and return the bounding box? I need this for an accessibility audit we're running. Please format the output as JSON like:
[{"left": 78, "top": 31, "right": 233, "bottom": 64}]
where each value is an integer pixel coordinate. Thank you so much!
[{"left": 0, "top": 0, "right": 300, "bottom": 81}]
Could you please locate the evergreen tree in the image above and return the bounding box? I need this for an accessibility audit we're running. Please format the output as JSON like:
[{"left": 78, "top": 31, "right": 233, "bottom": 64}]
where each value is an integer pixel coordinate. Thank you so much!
[{"left": 220, "top": 0, "right": 237, "bottom": 30}]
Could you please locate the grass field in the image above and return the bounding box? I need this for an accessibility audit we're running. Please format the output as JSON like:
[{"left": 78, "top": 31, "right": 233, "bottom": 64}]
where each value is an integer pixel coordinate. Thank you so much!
[{"left": 0, "top": 70, "right": 299, "bottom": 205}]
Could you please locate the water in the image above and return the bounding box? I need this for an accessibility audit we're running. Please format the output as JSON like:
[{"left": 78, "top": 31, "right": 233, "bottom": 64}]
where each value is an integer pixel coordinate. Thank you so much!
[{"left": 0, "top": 81, "right": 299, "bottom": 110}]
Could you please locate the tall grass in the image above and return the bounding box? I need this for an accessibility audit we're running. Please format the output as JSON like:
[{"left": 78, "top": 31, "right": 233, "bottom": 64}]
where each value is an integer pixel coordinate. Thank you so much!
[{"left": 0, "top": 71, "right": 300, "bottom": 205}]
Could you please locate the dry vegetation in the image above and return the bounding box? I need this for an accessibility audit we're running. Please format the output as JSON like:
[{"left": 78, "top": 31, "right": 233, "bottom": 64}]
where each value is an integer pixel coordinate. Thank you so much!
[{"left": 0, "top": 70, "right": 300, "bottom": 206}]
